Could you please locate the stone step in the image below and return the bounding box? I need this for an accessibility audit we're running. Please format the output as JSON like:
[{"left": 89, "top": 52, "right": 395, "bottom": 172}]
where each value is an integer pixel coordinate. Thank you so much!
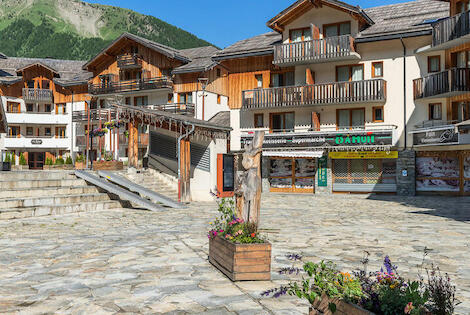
[
  {"left": 0, "top": 200, "right": 122, "bottom": 220},
  {"left": 0, "top": 193, "right": 111, "bottom": 209},
  {"left": 0, "top": 171, "right": 75, "bottom": 181},
  {"left": 0, "top": 186, "right": 99, "bottom": 199},
  {"left": 0, "top": 179, "right": 86, "bottom": 190}
]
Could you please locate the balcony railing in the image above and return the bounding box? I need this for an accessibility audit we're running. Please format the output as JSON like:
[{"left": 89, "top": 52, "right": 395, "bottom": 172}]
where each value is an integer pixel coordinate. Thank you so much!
[
  {"left": 242, "top": 79, "right": 386, "bottom": 110},
  {"left": 117, "top": 53, "right": 143, "bottom": 69},
  {"left": 413, "top": 68, "right": 470, "bottom": 99},
  {"left": 22, "top": 88, "right": 53, "bottom": 102},
  {"left": 273, "top": 35, "right": 359, "bottom": 66},
  {"left": 119, "top": 133, "right": 149, "bottom": 146},
  {"left": 432, "top": 10, "right": 470, "bottom": 47},
  {"left": 76, "top": 135, "right": 98, "bottom": 147},
  {"left": 88, "top": 76, "right": 173, "bottom": 95},
  {"left": 72, "top": 109, "right": 118, "bottom": 122},
  {"left": 145, "top": 103, "right": 195, "bottom": 116}
]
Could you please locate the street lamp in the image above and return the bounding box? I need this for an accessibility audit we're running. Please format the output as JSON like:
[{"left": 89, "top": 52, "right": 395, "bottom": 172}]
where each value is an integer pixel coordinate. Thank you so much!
[{"left": 198, "top": 78, "right": 209, "bottom": 120}]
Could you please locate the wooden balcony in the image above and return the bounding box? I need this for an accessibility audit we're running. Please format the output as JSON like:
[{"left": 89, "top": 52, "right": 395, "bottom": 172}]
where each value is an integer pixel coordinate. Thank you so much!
[
  {"left": 413, "top": 68, "right": 470, "bottom": 99},
  {"left": 432, "top": 10, "right": 470, "bottom": 49},
  {"left": 117, "top": 53, "right": 142, "bottom": 69},
  {"left": 22, "top": 88, "right": 53, "bottom": 102},
  {"left": 72, "top": 109, "right": 118, "bottom": 122},
  {"left": 88, "top": 76, "right": 173, "bottom": 95},
  {"left": 242, "top": 79, "right": 386, "bottom": 110},
  {"left": 273, "top": 35, "right": 360, "bottom": 66},
  {"left": 145, "top": 103, "right": 195, "bottom": 116}
]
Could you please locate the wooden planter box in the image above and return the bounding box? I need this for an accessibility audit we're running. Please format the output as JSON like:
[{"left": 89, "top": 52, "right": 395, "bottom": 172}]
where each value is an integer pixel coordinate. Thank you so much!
[
  {"left": 208, "top": 236, "right": 271, "bottom": 281},
  {"left": 75, "top": 162, "right": 86, "bottom": 170},
  {"left": 43, "top": 165, "right": 74, "bottom": 170},
  {"left": 309, "top": 294, "right": 375, "bottom": 315},
  {"left": 93, "top": 161, "right": 124, "bottom": 171},
  {"left": 11, "top": 165, "right": 29, "bottom": 171}
]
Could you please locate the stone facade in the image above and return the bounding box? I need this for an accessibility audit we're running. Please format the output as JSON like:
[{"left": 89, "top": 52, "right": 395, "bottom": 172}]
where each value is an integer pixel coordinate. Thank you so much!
[{"left": 396, "top": 150, "right": 416, "bottom": 196}]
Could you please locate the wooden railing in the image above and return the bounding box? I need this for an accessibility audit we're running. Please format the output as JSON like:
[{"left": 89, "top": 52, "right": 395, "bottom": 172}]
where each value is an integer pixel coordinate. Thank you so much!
[
  {"left": 88, "top": 76, "right": 173, "bottom": 95},
  {"left": 119, "top": 133, "right": 149, "bottom": 146},
  {"left": 432, "top": 10, "right": 470, "bottom": 47},
  {"left": 145, "top": 103, "right": 195, "bottom": 116},
  {"left": 72, "top": 109, "right": 117, "bottom": 122},
  {"left": 413, "top": 68, "right": 470, "bottom": 99},
  {"left": 117, "top": 53, "right": 142, "bottom": 69},
  {"left": 22, "top": 88, "right": 53, "bottom": 102},
  {"left": 242, "top": 79, "right": 386, "bottom": 109},
  {"left": 273, "top": 35, "right": 356, "bottom": 65}
]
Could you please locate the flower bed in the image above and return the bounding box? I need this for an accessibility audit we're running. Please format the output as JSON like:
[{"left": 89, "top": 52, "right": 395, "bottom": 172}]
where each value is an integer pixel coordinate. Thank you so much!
[
  {"left": 92, "top": 160, "right": 123, "bottom": 171},
  {"left": 208, "top": 199, "right": 271, "bottom": 281}
]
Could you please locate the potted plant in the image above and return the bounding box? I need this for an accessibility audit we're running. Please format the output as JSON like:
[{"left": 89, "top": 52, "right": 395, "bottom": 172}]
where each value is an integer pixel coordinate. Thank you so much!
[
  {"left": 208, "top": 198, "right": 271, "bottom": 281},
  {"left": 75, "top": 154, "right": 86, "bottom": 170},
  {"left": 43, "top": 157, "right": 54, "bottom": 170},
  {"left": 63, "top": 156, "right": 74, "bottom": 170},
  {"left": 18, "top": 153, "right": 29, "bottom": 170},
  {"left": 2, "top": 152, "right": 11, "bottom": 171},
  {"left": 93, "top": 152, "right": 123, "bottom": 171}
]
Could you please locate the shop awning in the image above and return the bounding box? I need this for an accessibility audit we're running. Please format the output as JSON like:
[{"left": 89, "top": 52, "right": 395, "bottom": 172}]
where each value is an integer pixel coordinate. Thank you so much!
[{"left": 263, "top": 150, "right": 324, "bottom": 158}]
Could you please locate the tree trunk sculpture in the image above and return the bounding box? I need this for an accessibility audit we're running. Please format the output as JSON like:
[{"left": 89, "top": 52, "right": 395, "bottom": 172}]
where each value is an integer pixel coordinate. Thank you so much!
[{"left": 236, "top": 131, "right": 264, "bottom": 229}]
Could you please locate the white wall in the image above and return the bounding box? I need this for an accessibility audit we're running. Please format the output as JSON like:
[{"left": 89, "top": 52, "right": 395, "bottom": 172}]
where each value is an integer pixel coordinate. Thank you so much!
[{"left": 194, "top": 91, "right": 229, "bottom": 121}]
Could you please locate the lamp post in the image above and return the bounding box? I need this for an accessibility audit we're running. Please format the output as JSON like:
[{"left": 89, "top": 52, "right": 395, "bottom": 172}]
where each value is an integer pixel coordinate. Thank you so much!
[{"left": 198, "top": 77, "right": 208, "bottom": 121}]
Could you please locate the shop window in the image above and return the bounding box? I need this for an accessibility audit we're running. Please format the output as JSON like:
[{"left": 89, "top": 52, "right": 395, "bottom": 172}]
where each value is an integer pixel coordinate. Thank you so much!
[
  {"left": 332, "top": 159, "right": 396, "bottom": 186},
  {"left": 26, "top": 127, "right": 33, "bottom": 136},
  {"left": 45, "top": 127, "right": 51, "bottom": 137},
  {"left": 372, "top": 62, "right": 383, "bottom": 78},
  {"left": 323, "top": 21, "right": 351, "bottom": 37},
  {"left": 270, "top": 112, "right": 294, "bottom": 133},
  {"left": 26, "top": 103, "right": 34, "bottom": 112},
  {"left": 373, "top": 106, "right": 384, "bottom": 123},
  {"left": 337, "top": 108, "right": 365, "bottom": 129},
  {"left": 254, "top": 114, "right": 264, "bottom": 128},
  {"left": 428, "top": 56, "right": 441, "bottom": 73},
  {"left": 429, "top": 103, "right": 442, "bottom": 120},
  {"left": 269, "top": 158, "right": 316, "bottom": 193},
  {"left": 289, "top": 27, "right": 312, "bottom": 42},
  {"left": 416, "top": 154, "right": 460, "bottom": 192},
  {"left": 336, "top": 64, "right": 364, "bottom": 82}
]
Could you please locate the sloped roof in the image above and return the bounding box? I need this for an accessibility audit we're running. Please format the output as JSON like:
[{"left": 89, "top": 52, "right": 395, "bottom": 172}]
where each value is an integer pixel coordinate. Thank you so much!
[
  {"left": 0, "top": 57, "right": 91, "bottom": 86},
  {"left": 358, "top": 0, "right": 449, "bottom": 40},
  {"left": 208, "top": 111, "right": 230, "bottom": 127},
  {"left": 83, "top": 32, "right": 191, "bottom": 70},
  {"left": 173, "top": 46, "right": 220, "bottom": 74},
  {"left": 212, "top": 32, "right": 282, "bottom": 61}
]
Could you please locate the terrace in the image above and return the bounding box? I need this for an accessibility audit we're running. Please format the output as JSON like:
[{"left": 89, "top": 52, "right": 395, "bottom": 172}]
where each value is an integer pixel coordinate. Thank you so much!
[{"left": 413, "top": 68, "right": 470, "bottom": 99}]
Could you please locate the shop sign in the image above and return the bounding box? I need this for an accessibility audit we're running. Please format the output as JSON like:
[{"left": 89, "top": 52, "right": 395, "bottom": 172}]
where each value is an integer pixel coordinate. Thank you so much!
[
  {"left": 317, "top": 156, "right": 328, "bottom": 187},
  {"left": 241, "top": 131, "right": 393, "bottom": 149},
  {"left": 412, "top": 127, "right": 459, "bottom": 146},
  {"left": 329, "top": 151, "right": 398, "bottom": 159},
  {"left": 31, "top": 139, "right": 43, "bottom": 145}
]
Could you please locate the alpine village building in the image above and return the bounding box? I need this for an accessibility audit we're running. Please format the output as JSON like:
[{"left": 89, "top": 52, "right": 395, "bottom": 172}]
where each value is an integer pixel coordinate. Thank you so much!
[{"left": 0, "top": 0, "right": 469, "bottom": 199}]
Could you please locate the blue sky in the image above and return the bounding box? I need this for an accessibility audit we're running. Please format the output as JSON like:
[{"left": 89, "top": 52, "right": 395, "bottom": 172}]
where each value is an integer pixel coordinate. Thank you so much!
[{"left": 85, "top": 0, "right": 410, "bottom": 48}]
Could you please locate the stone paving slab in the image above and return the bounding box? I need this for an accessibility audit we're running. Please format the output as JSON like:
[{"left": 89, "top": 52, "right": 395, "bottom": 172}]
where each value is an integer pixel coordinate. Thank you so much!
[{"left": 0, "top": 194, "right": 469, "bottom": 314}]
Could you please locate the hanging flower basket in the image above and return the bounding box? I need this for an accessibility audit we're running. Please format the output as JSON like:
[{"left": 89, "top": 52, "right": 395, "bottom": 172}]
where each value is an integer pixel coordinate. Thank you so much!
[{"left": 88, "top": 127, "right": 108, "bottom": 138}]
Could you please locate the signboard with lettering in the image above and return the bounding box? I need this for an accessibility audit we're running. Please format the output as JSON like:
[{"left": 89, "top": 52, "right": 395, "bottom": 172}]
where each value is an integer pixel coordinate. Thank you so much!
[
  {"left": 412, "top": 127, "right": 459, "bottom": 146},
  {"left": 317, "top": 156, "right": 328, "bottom": 187},
  {"left": 241, "top": 131, "right": 393, "bottom": 149},
  {"left": 31, "top": 139, "right": 43, "bottom": 145},
  {"left": 329, "top": 151, "right": 398, "bottom": 159}
]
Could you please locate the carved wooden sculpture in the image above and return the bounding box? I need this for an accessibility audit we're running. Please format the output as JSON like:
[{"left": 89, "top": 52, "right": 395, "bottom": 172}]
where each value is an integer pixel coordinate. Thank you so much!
[{"left": 236, "top": 131, "right": 264, "bottom": 228}]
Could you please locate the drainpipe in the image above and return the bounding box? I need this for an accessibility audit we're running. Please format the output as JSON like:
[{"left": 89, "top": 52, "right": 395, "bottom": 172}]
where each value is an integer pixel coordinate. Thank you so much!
[
  {"left": 177, "top": 123, "right": 195, "bottom": 202},
  {"left": 400, "top": 37, "right": 407, "bottom": 149}
]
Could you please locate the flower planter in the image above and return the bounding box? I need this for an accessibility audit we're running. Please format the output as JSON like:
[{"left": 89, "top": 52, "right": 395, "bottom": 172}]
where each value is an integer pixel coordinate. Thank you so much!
[
  {"left": 208, "top": 235, "right": 271, "bottom": 281},
  {"left": 92, "top": 161, "right": 124, "bottom": 171},
  {"left": 309, "top": 294, "right": 375, "bottom": 315},
  {"left": 43, "top": 165, "right": 74, "bottom": 170},
  {"left": 11, "top": 165, "right": 29, "bottom": 171},
  {"left": 75, "top": 162, "right": 86, "bottom": 170}
]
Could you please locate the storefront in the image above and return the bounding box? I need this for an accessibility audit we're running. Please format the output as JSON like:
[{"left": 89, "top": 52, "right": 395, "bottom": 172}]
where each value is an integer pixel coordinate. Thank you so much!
[{"left": 242, "top": 129, "right": 396, "bottom": 194}]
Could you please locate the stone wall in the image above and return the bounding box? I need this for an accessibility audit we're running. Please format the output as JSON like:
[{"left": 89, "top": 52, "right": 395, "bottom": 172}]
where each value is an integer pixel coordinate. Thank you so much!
[{"left": 396, "top": 150, "right": 416, "bottom": 196}]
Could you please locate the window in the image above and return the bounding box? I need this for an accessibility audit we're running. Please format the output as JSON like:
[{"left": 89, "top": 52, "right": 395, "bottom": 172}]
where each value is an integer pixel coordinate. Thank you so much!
[
  {"left": 26, "top": 103, "right": 34, "bottom": 112},
  {"left": 125, "top": 97, "right": 131, "bottom": 105},
  {"left": 55, "top": 103, "right": 66, "bottom": 115},
  {"left": 289, "top": 27, "right": 312, "bottom": 42},
  {"left": 271, "top": 72, "right": 295, "bottom": 87},
  {"left": 217, "top": 94, "right": 221, "bottom": 104},
  {"left": 216, "top": 68, "right": 221, "bottom": 77},
  {"left": 373, "top": 106, "right": 384, "bottom": 122},
  {"left": 26, "top": 127, "right": 33, "bottom": 136},
  {"left": 134, "top": 96, "right": 148, "bottom": 106},
  {"left": 161, "top": 68, "right": 171, "bottom": 77},
  {"left": 429, "top": 103, "right": 442, "bottom": 120},
  {"left": 270, "top": 112, "right": 295, "bottom": 133},
  {"left": 255, "top": 74, "right": 263, "bottom": 88},
  {"left": 8, "top": 126, "right": 20, "bottom": 137},
  {"left": 45, "top": 104, "right": 52, "bottom": 113},
  {"left": 323, "top": 21, "right": 351, "bottom": 38},
  {"left": 179, "top": 93, "right": 192, "bottom": 104},
  {"left": 336, "top": 65, "right": 364, "bottom": 81},
  {"left": 456, "top": 0, "right": 468, "bottom": 13},
  {"left": 337, "top": 108, "right": 365, "bottom": 129},
  {"left": 27, "top": 80, "right": 35, "bottom": 88},
  {"left": 42, "top": 80, "right": 50, "bottom": 90},
  {"left": 168, "top": 94, "right": 174, "bottom": 103},
  {"left": 254, "top": 114, "right": 264, "bottom": 128},
  {"left": 7, "top": 102, "right": 20, "bottom": 113},
  {"left": 131, "top": 46, "right": 139, "bottom": 54},
  {"left": 55, "top": 127, "right": 66, "bottom": 138},
  {"left": 451, "top": 101, "right": 470, "bottom": 122},
  {"left": 428, "top": 55, "right": 441, "bottom": 73},
  {"left": 372, "top": 62, "right": 383, "bottom": 78},
  {"left": 45, "top": 127, "right": 51, "bottom": 137},
  {"left": 452, "top": 50, "right": 470, "bottom": 68}
]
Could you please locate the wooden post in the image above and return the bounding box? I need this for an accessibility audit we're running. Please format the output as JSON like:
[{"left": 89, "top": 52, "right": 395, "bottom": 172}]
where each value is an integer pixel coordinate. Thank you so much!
[
  {"left": 179, "top": 138, "right": 191, "bottom": 202},
  {"left": 128, "top": 121, "right": 135, "bottom": 168}
]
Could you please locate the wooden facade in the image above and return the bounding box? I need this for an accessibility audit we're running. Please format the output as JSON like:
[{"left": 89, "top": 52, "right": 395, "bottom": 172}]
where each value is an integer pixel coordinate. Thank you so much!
[{"left": 173, "top": 67, "right": 229, "bottom": 96}]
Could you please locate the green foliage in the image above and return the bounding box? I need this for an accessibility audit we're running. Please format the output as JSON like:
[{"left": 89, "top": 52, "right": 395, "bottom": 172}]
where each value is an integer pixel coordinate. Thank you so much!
[
  {"left": 4, "top": 152, "right": 11, "bottom": 163},
  {"left": 65, "top": 156, "right": 73, "bottom": 165},
  {"left": 75, "top": 154, "right": 85, "bottom": 163},
  {"left": 45, "top": 157, "right": 53, "bottom": 166},
  {"left": 0, "top": 0, "right": 214, "bottom": 60},
  {"left": 19, "top": 153, "right": 27, "bottom": 165},
  {"left": 55, "top": 157, "right": 65, "bottom": 165},
  {"left": 377, "top": 280, "right": 429, "bottom": 315}
]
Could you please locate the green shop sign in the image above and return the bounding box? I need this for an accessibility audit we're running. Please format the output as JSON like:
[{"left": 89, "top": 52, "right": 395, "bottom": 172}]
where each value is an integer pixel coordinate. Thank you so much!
[
  {"left": 317, "top": 156, "right": 328, "bottom": 187},
  {"left": 335, "top": 135, "right": 375, "bottom": 145}
]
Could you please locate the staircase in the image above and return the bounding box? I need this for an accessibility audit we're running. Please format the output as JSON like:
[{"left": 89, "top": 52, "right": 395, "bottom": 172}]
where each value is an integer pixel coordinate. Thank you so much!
[
  {"left": 0, "top": 171, "right": 122, "bottom": 220},
  {"left": 117, "top": 169, "right": 179, "bottom": 201}
]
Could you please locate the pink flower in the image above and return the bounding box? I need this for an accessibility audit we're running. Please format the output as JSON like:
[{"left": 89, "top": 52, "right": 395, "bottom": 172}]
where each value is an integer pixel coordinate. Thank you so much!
[{"left": 404, "top": 302, "right": 414, "bottom": 314}]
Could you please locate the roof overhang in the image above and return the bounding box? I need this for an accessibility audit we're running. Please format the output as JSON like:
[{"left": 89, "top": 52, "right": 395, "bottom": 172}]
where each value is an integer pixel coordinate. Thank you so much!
[
  {"left": 212, "top": 48, "right": 274, "bottom": 61},
  {"left": 83, "top": 33, "right": 191, "bottom": 71},
  {"left": 355, "top": 30, "right": 432, "bottom": 43},
  {"left": 172, "top": 61, "right": 218, "bottom": 75},
  {"left": 53, "top": 78, "right": 89, "bottom": 87},
  {"left": 16, "top": 62, "right": 59, "bottom": 76},
  {"left": 267, "top": 0, "right": 374, "bottom": 33}
]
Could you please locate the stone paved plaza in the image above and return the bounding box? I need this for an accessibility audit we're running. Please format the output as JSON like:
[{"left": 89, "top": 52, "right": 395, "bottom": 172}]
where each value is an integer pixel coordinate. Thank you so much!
[{"left": 0, "top": 194, "right": 469, "bottom": 314}]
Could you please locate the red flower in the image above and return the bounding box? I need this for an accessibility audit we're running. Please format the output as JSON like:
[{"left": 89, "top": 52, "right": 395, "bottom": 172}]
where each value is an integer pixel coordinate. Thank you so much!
[{"left": 251, "top": 233, "right": 256, "bottom": 238}]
